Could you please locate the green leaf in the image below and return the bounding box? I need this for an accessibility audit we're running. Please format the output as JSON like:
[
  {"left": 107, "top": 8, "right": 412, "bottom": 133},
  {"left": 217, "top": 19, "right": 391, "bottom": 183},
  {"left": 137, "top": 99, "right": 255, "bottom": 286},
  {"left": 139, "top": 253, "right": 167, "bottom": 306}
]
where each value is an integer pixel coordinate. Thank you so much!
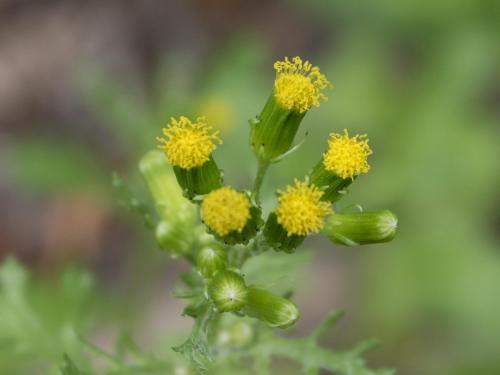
[
  {"left": 173, "top": 302, "right": 216, "bottom": 373},
  {"left": 112, "top": 172, "right": 155, "bottom": 229}
]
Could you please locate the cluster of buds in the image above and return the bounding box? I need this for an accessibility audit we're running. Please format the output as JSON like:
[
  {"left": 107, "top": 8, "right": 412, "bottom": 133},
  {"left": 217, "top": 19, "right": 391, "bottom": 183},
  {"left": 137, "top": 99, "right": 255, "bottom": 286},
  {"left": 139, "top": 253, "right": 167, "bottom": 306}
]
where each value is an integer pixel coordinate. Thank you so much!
[{"left": 142, "top": 56, "right": 397, "bottom": 329}]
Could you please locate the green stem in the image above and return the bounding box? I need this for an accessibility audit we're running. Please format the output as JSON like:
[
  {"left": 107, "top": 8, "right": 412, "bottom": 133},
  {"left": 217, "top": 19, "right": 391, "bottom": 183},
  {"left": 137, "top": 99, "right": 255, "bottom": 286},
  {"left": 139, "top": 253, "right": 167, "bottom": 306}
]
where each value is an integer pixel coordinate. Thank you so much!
[{"left": 252, "top": 159, "right": 270, "bottom": 204}]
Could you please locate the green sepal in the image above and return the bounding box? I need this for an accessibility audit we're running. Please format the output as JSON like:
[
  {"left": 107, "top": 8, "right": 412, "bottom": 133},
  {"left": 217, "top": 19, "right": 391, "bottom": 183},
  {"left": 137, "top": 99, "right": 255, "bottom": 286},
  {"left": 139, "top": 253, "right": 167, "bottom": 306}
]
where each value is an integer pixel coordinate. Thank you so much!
[
  {"left": 250, "top": 92, "right": 306, "bottom": 161},
  {"left": 207, "top": 270, "right": 248, "bottom": 312},
  {"left": 244, "top": 287, "right": 300, "bottom": 329},
  {"left": 263, "top": 212, "right": 305, "bottom": 253},
  {"left": 323, "top": 210, "right": 398, "bottom": 246},
  {"left": 173, "top": 156, "right": 222, "bottom": 200},
  {"left": 309, "top": 160, "right": 355, "bottom": 203},
  {"left": 210, "top": 204, "right": 263, "bottom": 246},
  {"left": 196, "top": 245, "right": 228, "bottom": 279}
]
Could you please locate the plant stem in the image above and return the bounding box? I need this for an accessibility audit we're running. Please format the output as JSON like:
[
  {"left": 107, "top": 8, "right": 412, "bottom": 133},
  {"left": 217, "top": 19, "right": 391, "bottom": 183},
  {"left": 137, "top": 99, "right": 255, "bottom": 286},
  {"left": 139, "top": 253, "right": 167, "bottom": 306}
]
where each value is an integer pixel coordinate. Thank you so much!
[{"left": 252, "top": 159, "right": 270, "bottom": 204}]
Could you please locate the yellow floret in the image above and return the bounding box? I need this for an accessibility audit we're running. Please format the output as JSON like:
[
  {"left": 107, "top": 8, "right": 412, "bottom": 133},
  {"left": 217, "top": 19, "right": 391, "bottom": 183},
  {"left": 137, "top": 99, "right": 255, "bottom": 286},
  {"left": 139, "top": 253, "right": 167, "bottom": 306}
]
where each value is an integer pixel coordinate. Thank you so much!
[
  {"left": 157, "top": 116, "right": 221, "bottom": 170},
  {"left": 273, "top": 56, "right": 331, "bottom": 113},
  {"left": 323, "top": 129, "right": 372, "bottom": 179},
  {"left": 201, "top": 187, "right": 251, "bottom": 236},
  {"left": 275, "top": 180, "right": 332, "bottom": 236}
]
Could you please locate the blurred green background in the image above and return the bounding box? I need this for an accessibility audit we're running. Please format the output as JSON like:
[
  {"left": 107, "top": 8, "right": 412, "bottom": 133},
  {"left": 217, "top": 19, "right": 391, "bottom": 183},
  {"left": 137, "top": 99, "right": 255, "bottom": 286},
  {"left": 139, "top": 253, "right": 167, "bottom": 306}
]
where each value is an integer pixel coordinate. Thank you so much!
[{"left": 0, "top": 0, "right": 499, "bottom": 374}]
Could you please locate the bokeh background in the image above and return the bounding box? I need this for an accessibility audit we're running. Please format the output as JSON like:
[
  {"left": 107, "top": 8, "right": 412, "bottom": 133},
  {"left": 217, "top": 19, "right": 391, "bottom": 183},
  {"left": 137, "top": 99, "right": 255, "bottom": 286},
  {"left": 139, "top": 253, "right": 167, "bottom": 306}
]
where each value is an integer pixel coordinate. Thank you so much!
[{"left": 1, "top": 0, "right": 499, "bottom": 374}]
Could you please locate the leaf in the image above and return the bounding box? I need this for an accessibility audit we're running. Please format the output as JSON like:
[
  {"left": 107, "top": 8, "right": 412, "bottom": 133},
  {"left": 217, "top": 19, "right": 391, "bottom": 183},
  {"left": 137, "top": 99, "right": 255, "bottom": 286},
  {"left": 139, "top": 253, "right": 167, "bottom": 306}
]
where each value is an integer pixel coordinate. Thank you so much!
[
  {"left": 112, "top": 172, "right": 155, "bottom": 229},
  {"left": 173, "top": 302, "right": 216, "bottom": 373}
]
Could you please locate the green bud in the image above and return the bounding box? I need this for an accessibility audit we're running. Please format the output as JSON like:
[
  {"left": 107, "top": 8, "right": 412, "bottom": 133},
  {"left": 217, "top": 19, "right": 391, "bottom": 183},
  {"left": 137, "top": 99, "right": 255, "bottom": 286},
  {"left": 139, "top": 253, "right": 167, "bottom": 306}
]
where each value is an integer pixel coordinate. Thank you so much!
[
  {"left": 208, "top": 270, "right": 248, "bottom": 312},
  {"left": 139, "top": 150, "right": 198, "bottom": 224},
  {"left": 323, "top": 210, "right": 398, "bottom": 246},
  {"left": 196, "top": 246, "right": 228, "bottom": 278},
  {"left": 309, "top": 160, "right": 354, "bottom": 203},
  {"left": 173, "top": 156, "right": 222, "bottom": 200},
  {"left": 250, "top": 93, "right": 305, "bottom": 161},
  {"left": 263, "top": 212, "right": 304, "bottom": 253},
  {"left": 155, "top": 221, "right": 193, "bottom": 257},
  {"left": 140, "top": 151, "right": 198, "bottom": 256},
  {"left": 216, "top": 318, "right": 254, "bottom": 348},
  {"left": 244, "top": 287, "right": 300, "bottom": 329}
]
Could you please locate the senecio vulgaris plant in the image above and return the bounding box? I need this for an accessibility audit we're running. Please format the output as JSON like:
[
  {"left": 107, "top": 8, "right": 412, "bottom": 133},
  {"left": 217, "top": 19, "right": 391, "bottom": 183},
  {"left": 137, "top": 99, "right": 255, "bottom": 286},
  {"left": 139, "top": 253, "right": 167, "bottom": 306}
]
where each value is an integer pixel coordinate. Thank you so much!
[{"left": 138, "top": 56, "right": 398, "bottom": 374}]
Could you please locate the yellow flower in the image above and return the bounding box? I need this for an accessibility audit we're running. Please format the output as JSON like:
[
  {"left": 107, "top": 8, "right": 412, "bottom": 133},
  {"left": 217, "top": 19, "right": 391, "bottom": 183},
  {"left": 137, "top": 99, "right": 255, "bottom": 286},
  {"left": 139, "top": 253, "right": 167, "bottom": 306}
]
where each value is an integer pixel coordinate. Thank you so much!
[
  {"left": 157, "top": 116, "right": 221, "bottom": 170},
  {"left": 273, "top": 56, "right": 331, "bottom": 113},
  {"left": 323, "top": 129, "right": 372, "bottom": 179},
  {"left": 201, "top": 187, "right": 251, "bottom": 237},
  {"left": 275, "top": 180, "right": 332, "bottom": 236}
]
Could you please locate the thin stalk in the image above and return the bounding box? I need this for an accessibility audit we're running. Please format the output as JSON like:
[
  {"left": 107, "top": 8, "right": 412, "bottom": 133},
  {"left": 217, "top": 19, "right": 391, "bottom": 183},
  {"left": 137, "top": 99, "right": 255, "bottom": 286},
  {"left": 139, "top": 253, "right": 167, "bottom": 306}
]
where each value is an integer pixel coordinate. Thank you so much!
[{"left": 252, "top": 159, "right": 270, "bottom": 204}]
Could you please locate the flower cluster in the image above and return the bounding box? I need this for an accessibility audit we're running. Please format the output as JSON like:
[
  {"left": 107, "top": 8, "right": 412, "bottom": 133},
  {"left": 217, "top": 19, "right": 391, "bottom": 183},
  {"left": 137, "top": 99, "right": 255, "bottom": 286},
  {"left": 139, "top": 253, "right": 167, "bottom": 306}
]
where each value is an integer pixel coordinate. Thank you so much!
[{"left": 141, "top": 56, "right": 398, "bottom": 359}]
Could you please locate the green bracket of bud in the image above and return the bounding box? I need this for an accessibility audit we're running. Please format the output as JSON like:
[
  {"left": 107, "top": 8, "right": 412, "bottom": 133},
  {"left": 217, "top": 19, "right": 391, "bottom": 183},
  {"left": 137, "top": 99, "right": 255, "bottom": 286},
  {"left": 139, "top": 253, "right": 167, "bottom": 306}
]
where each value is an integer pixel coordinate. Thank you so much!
[
  {"left": 244, "top": 287, "right": 300, "bottom": 329},
  {"left": 174, "top": 156, "right": 223, "bottom": 200},
  {"left": 309, "top": 161, "right": 355, "bottom": 203},
  {"left": 196, "top": 246, "right": 228, "bottom": 279},
  {"left": 250, "top": 92, "right": 305, "bottom": 162},
  {"left": 263, "top": 212, "right": 305, "bottom": 253},
  {"left": 323, "top": 210, "right": 398, "bottom": 246},
  {"left": 212, "top": 205, "right": 263, "bottom": 246},
  {"left": 208, "top": 270, "right": 248, "bottom": 312}
]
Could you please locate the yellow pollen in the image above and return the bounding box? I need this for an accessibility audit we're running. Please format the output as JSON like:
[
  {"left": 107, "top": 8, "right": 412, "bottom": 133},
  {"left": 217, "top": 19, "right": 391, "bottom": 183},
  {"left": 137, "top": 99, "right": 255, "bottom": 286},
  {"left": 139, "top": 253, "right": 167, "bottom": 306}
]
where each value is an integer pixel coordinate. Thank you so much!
[
  {"left": 157, "top": 116, "right": 221, "bottom": 170},
  {"left": 275, "top": 180, "right": 333, "bottom": 236},
  {"left": 201, "top": 187, "right": 251, "bottom": 237},
  {"left": 273, "top": 56, "right": 331, "bottom": 113},
  {"left": 323, "top": 129, "right": 372, "bottom": 179}
]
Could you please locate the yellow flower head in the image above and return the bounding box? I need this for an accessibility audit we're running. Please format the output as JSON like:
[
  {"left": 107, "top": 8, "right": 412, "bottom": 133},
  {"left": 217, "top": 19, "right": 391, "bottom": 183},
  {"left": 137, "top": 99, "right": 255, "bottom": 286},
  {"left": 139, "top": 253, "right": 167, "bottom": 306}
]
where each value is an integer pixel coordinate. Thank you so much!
[
  {"left": 157, "top": 116, "right": 221, "bottom": 170},
  {"left": 275, "top": 180, "right": 333, "bottom": 236},
  {"left": 323, "top": 129, "right": 372, "bottom": 179},
  {"left": 201, "top": 187, "right": 251, "bottom": 236},
  {"left": 273, "top": 56, "right": 331, "bottom": 113}
]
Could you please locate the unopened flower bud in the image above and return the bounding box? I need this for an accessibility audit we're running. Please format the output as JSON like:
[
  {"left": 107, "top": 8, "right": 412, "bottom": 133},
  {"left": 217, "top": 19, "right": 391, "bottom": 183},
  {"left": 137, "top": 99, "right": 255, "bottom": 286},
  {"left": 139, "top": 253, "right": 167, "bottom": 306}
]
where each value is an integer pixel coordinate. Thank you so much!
[
  {"left": 323, "top": 210, "right": 398, "bottom": 246},
  {"left": 208, "top": 271, "right": 248, "bottom": 312},
  {"left": 196, "top": 246, "right": 228, "bottom": 279},
  {"left": 157, "top": 116, "right": 223, "bottom": 199},
  {"left": 155, "top": 221, "right": 193, "bottom": 257},
  {"left": 140, "top": 150, "right": 197, "bottom": 256},
  {"left": 250, "top": 57, "right": 331, "bottom": 161},
  {"left": 244, "top": 287, "right": 300, "bottom": 329}
]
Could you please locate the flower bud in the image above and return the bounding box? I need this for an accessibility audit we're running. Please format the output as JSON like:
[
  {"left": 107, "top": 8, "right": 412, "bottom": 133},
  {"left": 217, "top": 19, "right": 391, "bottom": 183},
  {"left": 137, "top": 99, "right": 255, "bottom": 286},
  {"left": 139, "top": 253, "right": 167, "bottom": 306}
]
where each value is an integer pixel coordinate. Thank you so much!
[
  {"left": 250, "top": 57, "right": 330, "bottom": 161},
  {"left": 155, "top": 221, "right": 193, "bottom": 257},
  {"left": 140, "top": 150, "right": 198, "bottom": 256},
  {"left": 196, "top": 246, "right": 228, "bottom": 279},
  {"left": 323, "top": 210, "right": 398, "bottom": 246},
  {"left": 216, "top": 318, "right": 254, "bottom": 348},
  {"left": 157, "top": 116, "right": 223, "bottom": 199},
  {"left": 244, "top": 287, "right": 300, "bottom": 329},
  {"left": 208, "top": 270, "right": 248, "bottom": 312}
]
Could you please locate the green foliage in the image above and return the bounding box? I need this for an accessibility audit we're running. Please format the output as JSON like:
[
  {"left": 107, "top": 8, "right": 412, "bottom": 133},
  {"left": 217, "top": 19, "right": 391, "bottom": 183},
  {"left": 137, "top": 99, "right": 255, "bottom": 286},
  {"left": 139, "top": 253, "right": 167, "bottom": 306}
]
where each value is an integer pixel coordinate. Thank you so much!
[{"left": 6, "top": 138, "right": 107, "bottom": 194}]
